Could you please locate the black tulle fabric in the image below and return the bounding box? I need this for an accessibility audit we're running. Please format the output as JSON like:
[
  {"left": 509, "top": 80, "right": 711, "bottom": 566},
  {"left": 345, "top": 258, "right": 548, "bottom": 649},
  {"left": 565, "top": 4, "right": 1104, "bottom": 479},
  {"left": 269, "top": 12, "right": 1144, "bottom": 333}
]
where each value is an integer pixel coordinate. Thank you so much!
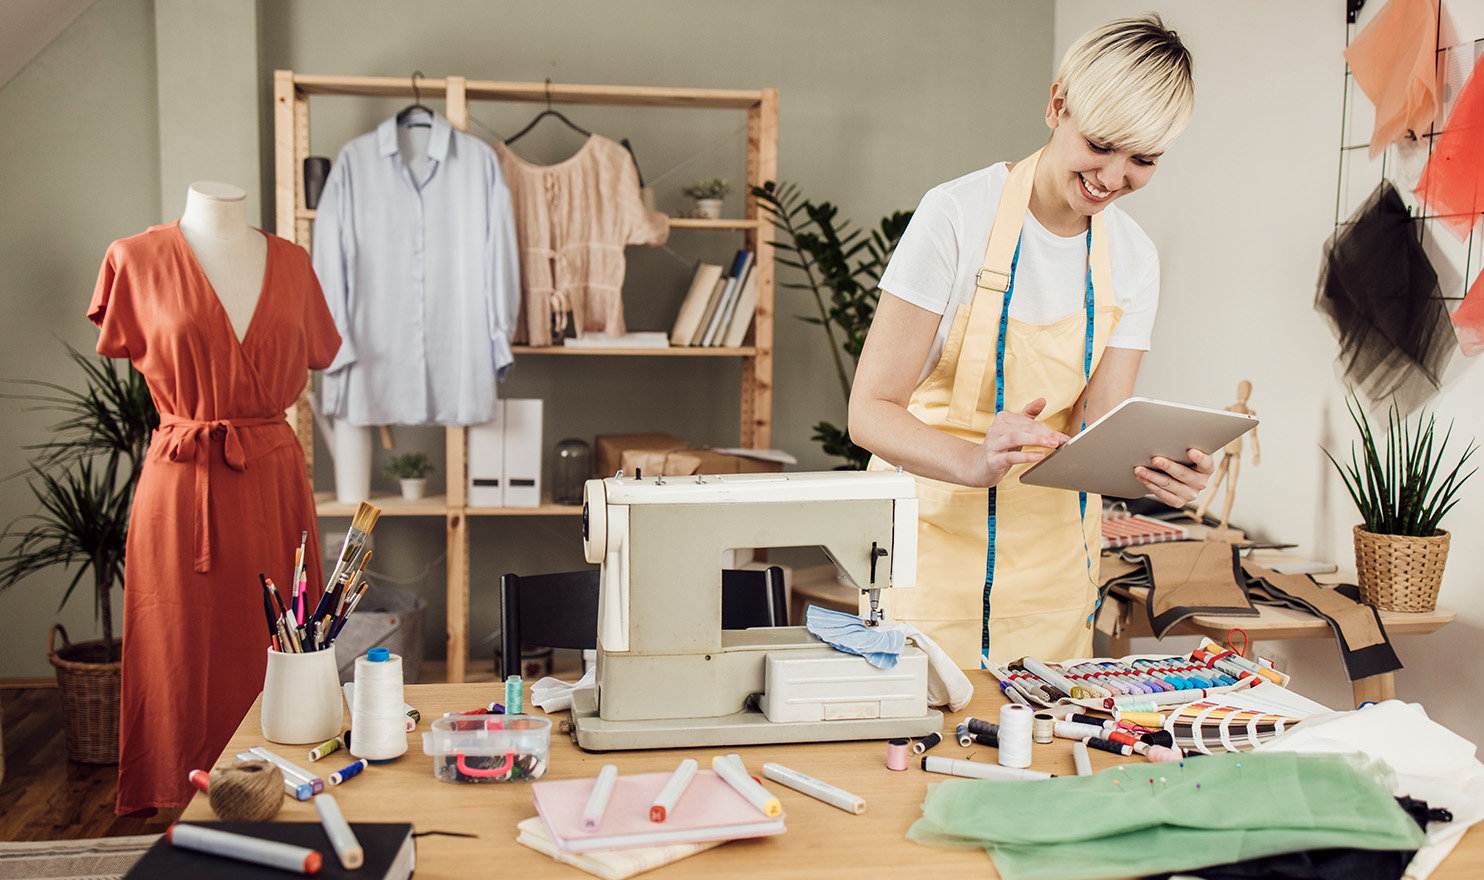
[{"left": 1315, "top": 181, "right": 1454, "bottom": 407}]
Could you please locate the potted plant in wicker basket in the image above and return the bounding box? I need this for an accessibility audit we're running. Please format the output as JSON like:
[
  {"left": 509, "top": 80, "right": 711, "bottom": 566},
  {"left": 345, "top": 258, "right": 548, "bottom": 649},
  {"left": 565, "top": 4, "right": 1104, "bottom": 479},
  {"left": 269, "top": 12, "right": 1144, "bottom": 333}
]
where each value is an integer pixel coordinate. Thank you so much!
[
  {"left": 1324, "top": 394, "right": 1477, "bottom": 612},
  {"left": 0, "top": 344, "right": 157, "bottom": 763}
]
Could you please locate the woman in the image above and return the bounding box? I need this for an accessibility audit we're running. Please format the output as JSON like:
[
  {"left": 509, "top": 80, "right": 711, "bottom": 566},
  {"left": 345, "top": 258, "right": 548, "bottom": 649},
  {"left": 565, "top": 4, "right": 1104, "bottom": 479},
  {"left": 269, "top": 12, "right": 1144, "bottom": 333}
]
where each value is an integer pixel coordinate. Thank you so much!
[{"left": 849, "top": 14, "right": 1209, "bottom": 669}]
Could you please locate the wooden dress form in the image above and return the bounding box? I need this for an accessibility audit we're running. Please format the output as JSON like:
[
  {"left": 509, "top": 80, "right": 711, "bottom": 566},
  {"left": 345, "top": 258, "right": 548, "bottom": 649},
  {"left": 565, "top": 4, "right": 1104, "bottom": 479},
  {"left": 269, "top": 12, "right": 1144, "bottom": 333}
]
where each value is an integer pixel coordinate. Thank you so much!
[{"left": 88, "top": 221, "right": 340, "bottom": 813}]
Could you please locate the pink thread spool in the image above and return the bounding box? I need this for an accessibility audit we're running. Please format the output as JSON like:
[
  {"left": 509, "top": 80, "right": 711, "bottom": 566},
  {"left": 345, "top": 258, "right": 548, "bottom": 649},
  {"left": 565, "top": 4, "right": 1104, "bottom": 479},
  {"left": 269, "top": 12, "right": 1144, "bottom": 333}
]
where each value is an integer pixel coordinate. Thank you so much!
[{"left": 886, "top": 738, "right": 910, "bottom": 771}]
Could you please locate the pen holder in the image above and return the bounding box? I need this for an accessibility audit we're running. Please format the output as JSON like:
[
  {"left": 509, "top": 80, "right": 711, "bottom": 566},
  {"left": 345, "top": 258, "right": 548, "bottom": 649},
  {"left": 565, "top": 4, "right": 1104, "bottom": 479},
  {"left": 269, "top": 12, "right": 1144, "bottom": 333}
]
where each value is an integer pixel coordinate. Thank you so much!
[{"left": 261, "top": 648, "right": 344, "bottom": 744}]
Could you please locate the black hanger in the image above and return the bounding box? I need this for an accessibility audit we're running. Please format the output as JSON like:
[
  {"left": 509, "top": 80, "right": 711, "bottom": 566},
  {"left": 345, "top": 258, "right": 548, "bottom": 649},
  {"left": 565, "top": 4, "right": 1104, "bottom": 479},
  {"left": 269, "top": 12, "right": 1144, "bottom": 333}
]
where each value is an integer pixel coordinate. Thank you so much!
[
  {"left": 397, "top": 71, "right": 433, "bottom": 128},
  {"left": 505, "top": 78, "right": 591, "bottom": 144}
]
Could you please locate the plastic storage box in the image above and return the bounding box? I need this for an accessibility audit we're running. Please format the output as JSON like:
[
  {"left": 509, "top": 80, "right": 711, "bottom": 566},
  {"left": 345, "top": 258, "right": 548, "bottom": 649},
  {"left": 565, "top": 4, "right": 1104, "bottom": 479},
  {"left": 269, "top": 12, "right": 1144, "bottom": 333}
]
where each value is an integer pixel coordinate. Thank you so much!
[{"left": 421, "top": 715, "right": 551, "bottom": 783}]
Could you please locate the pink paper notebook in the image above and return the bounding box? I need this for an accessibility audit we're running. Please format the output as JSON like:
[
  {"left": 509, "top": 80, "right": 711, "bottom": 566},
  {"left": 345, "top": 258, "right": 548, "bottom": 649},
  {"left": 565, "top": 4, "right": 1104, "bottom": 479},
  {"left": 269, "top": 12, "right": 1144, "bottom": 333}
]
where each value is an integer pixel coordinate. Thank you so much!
[{"left": 531, "top": 769, "right": 786, "bottom": 853}]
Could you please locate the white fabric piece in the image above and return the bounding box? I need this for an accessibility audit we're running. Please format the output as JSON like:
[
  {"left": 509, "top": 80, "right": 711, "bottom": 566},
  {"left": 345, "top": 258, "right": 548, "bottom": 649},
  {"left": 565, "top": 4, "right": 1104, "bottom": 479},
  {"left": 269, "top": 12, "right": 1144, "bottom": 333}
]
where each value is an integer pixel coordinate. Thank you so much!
[
  {"left": 894, "top": 622, "right": 974, "bottom": 712},
  {"left": 878, "top": 161, "right": 1160, "bottom": 386},
  {"left": 530, "top": 667, "right": 596, "bottom": 714},
  {"left": 1257, "top": 700, "right": 1484, "bottom": 880}
]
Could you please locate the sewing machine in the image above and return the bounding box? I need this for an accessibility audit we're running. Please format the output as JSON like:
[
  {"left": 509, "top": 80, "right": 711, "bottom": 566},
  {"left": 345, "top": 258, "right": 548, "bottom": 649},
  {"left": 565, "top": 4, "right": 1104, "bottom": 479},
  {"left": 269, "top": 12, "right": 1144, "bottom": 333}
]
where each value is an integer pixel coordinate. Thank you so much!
[{"left": 571, "top": 470, "right": 943, "bottom": 750}]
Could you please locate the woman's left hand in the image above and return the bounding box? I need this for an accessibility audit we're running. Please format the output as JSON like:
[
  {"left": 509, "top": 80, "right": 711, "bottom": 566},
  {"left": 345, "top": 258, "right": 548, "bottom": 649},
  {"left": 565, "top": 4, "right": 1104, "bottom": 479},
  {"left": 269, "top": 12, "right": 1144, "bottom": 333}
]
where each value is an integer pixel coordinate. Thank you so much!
[{"left": 1134, "top": 448, "right": 1214, "bottom": 508}]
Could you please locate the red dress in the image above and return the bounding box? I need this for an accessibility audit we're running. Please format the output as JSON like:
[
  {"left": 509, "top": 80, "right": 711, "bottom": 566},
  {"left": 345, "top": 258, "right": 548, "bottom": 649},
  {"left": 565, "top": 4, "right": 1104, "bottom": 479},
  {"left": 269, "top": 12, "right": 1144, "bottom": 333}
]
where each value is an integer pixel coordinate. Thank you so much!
[{"left": 88, "top": 221, "right": 340, "bottom": 814}]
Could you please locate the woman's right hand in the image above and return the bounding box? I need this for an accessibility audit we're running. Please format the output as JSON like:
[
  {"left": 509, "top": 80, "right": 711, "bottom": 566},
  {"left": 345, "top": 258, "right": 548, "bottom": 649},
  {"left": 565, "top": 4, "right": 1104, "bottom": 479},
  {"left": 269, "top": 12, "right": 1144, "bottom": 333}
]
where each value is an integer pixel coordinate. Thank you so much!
[{"left": 972, "top": 398, "right": 1070, "bottom": 487}]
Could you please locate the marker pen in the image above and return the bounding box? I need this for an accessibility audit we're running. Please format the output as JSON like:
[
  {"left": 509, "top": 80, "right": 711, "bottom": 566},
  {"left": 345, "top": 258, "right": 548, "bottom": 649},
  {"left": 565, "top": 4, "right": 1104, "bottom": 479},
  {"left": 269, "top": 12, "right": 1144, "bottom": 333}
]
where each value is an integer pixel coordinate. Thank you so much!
[
  {"left": 763, "top": 762, "right": 866, "bottom": 815},
  {"left": 921, "top": 755, "right": 1053, "bottom": 781},
  {"left": 583, "top": 764, "right": 619, "bottom": 829},
  {"left": 712, "top": 755, "right": 781, "bottom": 817},
  {"left": 249, "top": 747, "right": 325, "bottom": 795},
  {"left": 314, "top": 794, "right": 364, "bottom": 870},
  {"left": 650, "top": 758, "right": 698, "bottom": 822},
  {"left": 1071, "top": 741, "right": 1093, "bottom": 777},
  {"left": 167, "top": 823, "right": 322, "bottom": 875}
]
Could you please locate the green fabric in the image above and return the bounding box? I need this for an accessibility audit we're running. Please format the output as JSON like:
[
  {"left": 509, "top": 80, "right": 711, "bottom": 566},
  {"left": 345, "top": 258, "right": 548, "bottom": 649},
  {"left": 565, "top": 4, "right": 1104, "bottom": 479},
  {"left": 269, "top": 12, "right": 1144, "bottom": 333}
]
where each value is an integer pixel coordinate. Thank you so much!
[{"left": 907, "top": 752, "right": 1424, "bottom": 880}]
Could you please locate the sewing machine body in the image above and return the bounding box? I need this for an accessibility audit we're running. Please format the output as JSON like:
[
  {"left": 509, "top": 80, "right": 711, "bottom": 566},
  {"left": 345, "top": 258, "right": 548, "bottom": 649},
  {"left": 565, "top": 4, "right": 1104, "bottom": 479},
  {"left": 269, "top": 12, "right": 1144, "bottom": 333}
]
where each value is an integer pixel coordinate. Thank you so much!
[{"left": 572, "top": 470, "right": 942, "bottom": 751}]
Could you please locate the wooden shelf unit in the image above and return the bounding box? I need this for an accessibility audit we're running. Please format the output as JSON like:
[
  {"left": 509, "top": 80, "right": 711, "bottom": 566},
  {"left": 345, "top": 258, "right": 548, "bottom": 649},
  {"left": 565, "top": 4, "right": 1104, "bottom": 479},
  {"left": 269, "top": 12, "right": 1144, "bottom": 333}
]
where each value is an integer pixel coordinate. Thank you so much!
[{"left": 274, "top": 71, "right": 778, "bottom": 682}]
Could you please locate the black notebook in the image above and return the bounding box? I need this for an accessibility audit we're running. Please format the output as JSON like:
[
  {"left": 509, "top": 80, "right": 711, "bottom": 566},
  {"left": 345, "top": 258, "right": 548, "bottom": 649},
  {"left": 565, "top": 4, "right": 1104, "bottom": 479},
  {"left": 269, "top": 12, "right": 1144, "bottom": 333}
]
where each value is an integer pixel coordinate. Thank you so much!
[{"left": 124, "top": 822, "right": 414, "bottom": 879}]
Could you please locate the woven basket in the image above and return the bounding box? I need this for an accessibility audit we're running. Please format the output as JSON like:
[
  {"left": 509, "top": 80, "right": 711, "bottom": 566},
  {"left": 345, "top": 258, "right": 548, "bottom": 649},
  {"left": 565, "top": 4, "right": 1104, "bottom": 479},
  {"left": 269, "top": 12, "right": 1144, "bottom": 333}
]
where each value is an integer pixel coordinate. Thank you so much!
[
  {"left": 46, "top": 624, "right": 122, "bottom": 765},
  {"left": 1353, "top": 525, "right": 1450, "bottom": 613}
]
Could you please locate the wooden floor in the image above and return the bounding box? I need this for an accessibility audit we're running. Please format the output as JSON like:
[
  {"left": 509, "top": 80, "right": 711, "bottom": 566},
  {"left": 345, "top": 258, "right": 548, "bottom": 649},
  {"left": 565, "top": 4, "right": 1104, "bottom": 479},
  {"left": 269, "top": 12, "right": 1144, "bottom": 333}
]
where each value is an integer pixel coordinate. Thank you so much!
[
  {"left": 0, "top": 658, "right": 520, "bottom": 842},
  {"left": 0, "top": 687, "right": 181, "bottom": 842}
]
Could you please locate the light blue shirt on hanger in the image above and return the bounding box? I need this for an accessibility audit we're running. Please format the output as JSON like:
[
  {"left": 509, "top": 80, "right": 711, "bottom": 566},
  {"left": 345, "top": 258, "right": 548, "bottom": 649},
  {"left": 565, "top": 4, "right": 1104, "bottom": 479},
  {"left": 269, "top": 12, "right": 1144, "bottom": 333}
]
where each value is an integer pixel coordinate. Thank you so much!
[{"left": 313, "top": 109, "right": 520, "bottom": 426}]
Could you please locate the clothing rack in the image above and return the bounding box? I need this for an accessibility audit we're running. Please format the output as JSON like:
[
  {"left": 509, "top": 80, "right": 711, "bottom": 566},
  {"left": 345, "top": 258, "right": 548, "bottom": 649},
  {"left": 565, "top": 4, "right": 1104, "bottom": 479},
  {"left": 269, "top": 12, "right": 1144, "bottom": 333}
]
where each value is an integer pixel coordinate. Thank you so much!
[{"left": 273, "top": 71, "right": 778, "bottom": 681}]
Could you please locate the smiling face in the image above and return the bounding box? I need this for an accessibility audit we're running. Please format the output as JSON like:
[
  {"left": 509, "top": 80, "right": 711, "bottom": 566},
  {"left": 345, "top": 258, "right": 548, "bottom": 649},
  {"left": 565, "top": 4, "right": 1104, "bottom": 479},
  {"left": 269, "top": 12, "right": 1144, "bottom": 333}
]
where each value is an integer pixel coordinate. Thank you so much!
[{"left": 1032, "top": 88, "right": 1161, "bottom": 235}]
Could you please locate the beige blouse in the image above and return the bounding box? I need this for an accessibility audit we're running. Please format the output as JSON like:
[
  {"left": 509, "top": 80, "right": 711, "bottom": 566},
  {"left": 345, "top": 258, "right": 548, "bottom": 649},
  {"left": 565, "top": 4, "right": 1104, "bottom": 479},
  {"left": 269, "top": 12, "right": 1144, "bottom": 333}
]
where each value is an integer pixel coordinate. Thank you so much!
[{"left": 495, "top": 135, "right": 669, "bottom": 345}]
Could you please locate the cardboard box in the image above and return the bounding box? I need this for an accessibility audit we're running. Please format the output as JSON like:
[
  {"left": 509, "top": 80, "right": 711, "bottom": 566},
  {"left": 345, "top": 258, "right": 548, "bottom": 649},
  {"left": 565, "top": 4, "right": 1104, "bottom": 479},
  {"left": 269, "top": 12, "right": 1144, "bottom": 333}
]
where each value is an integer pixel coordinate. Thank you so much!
[
  {"left": 662, "top": 448, "right": 782, "bottom": 476},
  {"left": 594, "top": 432, "right": 687, "bottom": 480}
]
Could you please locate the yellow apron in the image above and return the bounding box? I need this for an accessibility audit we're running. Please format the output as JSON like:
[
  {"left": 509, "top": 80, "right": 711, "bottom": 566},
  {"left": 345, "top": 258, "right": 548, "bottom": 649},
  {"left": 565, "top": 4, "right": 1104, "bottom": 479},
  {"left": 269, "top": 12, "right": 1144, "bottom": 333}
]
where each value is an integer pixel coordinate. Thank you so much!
[{"left": 871, "top": 149, "right": 1123, "bottom": 668}]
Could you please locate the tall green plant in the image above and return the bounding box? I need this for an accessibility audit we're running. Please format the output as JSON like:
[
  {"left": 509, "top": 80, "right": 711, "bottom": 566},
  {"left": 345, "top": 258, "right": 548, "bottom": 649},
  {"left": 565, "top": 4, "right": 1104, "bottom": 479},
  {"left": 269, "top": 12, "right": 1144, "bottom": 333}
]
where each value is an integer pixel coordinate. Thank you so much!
[
  {"left": 1323, "top": 394, "right": 1477, "bottom": 537},
  {"left": 1, "top": 344, "right": 158, "bottom": 655},
  {"left": 752, "top": 181, "right": 912, "bottom": 469}
]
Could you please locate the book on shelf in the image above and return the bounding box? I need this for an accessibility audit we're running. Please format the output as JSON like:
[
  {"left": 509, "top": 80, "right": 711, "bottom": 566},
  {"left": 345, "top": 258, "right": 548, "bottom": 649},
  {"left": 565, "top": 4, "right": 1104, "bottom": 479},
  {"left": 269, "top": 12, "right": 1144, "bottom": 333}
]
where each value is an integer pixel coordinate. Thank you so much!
[
  {"left": 701, "top": 250, "right": 753, "bottom": 347},
  {"left": 687, "top": 272, "right": 731, "bottom": 346},
  {"left": 123, "top": 822, "right": 414, "bottom": 880},
  {"left": 689, "top": 249, "right": 750, "bottom": 346},
  {"left": 530, "top": 768, "right": 785, "bottom": 854},
  {"left": 516, "top": 817, "right": 723, "bottom": 880},
  {"left": 564, "top": 331, "right": 670, "bottom": 349},
  {"left": 718, "top": 261, "right": 759, "bottom": 348},
  {"left": 669, "top": 262, "right": 724, "bottom": 347},
  {"left": 1100, "top": 512, "right": 1189, "bottom": 549}
]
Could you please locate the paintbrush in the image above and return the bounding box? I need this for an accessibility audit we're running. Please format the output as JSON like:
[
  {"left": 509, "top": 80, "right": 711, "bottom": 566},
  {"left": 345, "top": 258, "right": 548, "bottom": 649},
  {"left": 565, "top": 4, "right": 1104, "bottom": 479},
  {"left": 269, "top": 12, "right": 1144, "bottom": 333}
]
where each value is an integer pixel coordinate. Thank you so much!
[
  {"left": 309, "top": 501, "right": 381, "bottom": 647},
  {"left": 291, "top": 530, "right": 307, "bottom": 624}
]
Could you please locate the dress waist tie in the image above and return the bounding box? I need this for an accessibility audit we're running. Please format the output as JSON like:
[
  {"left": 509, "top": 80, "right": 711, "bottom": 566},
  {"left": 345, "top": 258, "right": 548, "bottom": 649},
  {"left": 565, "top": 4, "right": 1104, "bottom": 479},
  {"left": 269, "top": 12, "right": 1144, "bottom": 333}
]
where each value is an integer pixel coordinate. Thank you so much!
[{"left": 157, "top": 414, "right": 288, "bottom": 573}]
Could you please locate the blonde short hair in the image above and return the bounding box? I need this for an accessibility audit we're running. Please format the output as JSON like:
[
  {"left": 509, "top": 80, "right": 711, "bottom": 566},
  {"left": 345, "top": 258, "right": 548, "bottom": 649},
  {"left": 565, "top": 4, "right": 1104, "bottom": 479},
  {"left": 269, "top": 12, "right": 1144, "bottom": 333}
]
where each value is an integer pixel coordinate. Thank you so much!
[{"left": 1055, "top": 13, "right": 1194, "bottom": 156}]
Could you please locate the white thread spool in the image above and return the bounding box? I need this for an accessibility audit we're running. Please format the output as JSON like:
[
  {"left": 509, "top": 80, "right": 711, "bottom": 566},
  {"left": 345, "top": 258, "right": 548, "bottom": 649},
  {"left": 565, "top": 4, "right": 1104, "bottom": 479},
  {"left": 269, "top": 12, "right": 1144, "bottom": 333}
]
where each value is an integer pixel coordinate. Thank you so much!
[
  {"left": 349, "top": 648, "right": 407, "bottom": 761},
  {"left": 997, "top": 703, "right": 1033, "bottom": 768}
]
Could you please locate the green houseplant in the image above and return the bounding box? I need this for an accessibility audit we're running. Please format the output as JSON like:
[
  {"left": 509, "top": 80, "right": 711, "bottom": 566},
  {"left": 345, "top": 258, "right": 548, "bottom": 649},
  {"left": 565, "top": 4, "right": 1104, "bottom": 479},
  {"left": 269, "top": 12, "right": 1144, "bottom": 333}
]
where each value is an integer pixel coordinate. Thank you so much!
[
  {"left": 752, "top": 181, "right": 913, "bottom": 469},
  {"left": 0, "top": 343, "right": 157, "bottom": 763},
  {"left": 683, "top": 178, "right": 732, "bottom": 219},
  {"left": 385, "top": 452, "right": 435, "bottom": 500},
  {"left": 1324, "top": 393, "right": 1477, "bottom": 612}
]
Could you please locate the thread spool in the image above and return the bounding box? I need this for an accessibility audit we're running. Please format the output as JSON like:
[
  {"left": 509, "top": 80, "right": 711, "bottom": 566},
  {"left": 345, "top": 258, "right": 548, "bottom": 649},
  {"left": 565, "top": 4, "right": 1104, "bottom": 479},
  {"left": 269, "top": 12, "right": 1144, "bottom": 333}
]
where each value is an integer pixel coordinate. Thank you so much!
[
  {"left": 208, "top": 761, "right": 285, "bottom": 821},
  {"left": 912, "top": 731, "right": 943, "bottom": 755},
  {"left": 505, "top": 675, "right": 523, "bottom": 715},
  {"left": 1032, "top": 712, "right": 1055, "bottom": 744},
  {"left": 1053, "top": 719, "right": 1106, "bottom": 741},
  {"left": 1116, "top": 710, "right": 1164, "bottom": 729},
  {"left": 1140, "top": 730, "right": 1175, "bottom": 748},
  {"left": 886, "top": 738, "right": 910, "bottom": 771},
  {"left": 997, "top": 703, "right": 1033, "bottom": 768},
  {"left": 1146, "top": 745, "right": 1183, "bottom": 763},
  {"left": 955, "top": 722, "right": 972, "bottom": 747},
  {"left": 350, "top": 648, "right": 407, "bottom": 761}
]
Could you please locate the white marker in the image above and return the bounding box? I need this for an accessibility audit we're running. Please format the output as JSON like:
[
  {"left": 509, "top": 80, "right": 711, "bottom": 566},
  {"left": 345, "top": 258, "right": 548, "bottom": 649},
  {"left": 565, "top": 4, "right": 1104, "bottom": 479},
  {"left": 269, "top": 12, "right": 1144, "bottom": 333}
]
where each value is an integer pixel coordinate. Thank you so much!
[
  {"left": 249, "top": 746, "right": 325, "bottom": 794},
  {"left": 649, "top": 758, "right": 698, "bottom": 822},
  {"left": 583, "top": 764, "right": 619, "bottom": 830},
  {"left": 762, "top": 762, "right": 865, "bottom": 815},
  {"left": 314, "top": 793, "right": 364, "bottom": 870},
  {"left": 168, "top": 823, "right": 322, "bottom": 875},
  {"left": 712, "top": 754, "right": 781, "bottom": 818},
  {"left": 921, "top": 755, "right": 1054, "bottom": 781},
  {"left": 1072, "top": 741, "right": 1093, "bottom": 777}
]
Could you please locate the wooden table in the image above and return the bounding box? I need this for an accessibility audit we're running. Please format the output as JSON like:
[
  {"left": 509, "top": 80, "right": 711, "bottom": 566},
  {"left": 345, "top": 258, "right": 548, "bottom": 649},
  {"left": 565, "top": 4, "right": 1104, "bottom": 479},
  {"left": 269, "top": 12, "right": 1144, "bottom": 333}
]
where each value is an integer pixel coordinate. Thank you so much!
[
  {"left": 1103, "top": 547, "right": 1456, "bottom": 707},
  {"left": 184, "top": 680, "right": 1484, "bottom": 879}
]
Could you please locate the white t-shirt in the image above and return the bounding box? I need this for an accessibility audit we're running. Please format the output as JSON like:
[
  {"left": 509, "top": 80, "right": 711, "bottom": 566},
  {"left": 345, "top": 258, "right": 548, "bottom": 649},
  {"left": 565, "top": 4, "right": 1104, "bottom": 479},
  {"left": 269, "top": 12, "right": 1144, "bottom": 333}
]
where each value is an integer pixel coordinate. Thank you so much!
[{"left": 878, "top": 162, "right": 1160, "bottom": 385}]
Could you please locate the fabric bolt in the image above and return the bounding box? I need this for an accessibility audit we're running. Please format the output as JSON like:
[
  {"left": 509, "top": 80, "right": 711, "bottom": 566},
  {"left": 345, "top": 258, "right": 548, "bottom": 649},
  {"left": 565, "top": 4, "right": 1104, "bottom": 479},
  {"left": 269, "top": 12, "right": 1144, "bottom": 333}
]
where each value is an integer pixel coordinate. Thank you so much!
[
  {"left": 1343, "top": 0, "right": 1442, "bottom": 160},
  {"left": 1452, "top": 270, "right": 1484, "bottom": 356},
  {"left": 908, "top": 751, "right": 1426, "bottom": 880},
  {"left": 1120, "top": 541, "right": 1258, "bottom": 638},
  {"left": 1414, "top": 52, "right": 1484, "bottom": 242},
  {"left": 1241, "top": 561, "right": 1403, "bottom": 682},
  {"left": 313, "top": 109, "right": 521, "bottom": 426},
  {"left": 495, "top": 135, "right": 669, "bottom": 346},
  {"left": 88, "top": 222, "right": 339, "bottom": 814},
  {"left": 1315, "top": 180, "right": 1453, "bottom": 402},
  {"left": 868, "top": 149, "right": 1129, "bottom": 669}
]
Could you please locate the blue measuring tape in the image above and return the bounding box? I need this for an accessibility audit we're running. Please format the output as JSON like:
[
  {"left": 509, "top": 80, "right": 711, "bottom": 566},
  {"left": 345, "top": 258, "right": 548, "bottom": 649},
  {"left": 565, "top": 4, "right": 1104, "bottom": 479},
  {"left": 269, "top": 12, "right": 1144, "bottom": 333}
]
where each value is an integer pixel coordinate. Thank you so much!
[{"left": 981, "top": 228, "right": 1096, "bottom": 667}]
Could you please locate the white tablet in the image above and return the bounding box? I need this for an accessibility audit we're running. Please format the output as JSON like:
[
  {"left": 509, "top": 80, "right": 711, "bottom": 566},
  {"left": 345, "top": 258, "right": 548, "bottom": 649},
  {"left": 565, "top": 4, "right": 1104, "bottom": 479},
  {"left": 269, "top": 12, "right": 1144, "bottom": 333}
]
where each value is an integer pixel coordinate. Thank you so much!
[{"left": 1018, "top": 397, "right": 1259, "bottom": 499}]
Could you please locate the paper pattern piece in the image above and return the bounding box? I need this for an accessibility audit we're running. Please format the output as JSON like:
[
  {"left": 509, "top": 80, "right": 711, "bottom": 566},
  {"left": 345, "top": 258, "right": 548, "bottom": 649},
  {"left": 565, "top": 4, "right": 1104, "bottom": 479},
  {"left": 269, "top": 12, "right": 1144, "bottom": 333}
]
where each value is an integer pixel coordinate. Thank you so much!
[
  {"left": 516, "top": 817, "right": 722, "bottom": 880},
  {"left": 1343, "top": 0, "right": 1443, "bottom": 159}
]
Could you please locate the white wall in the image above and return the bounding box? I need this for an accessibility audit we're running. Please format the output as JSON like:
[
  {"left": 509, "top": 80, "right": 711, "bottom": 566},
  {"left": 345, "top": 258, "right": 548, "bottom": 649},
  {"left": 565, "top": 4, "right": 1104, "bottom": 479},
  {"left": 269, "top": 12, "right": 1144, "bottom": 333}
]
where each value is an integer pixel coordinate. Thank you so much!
[{"left": 1057, "top": 1, "right": 1484, "bottom": 747}]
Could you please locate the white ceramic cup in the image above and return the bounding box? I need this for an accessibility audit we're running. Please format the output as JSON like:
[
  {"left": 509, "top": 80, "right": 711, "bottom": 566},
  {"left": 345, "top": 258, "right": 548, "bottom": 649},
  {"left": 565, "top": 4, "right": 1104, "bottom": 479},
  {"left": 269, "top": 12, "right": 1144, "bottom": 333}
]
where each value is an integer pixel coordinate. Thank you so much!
[{"left": 261, "top": 647, "right": 345, "bottom": 744}]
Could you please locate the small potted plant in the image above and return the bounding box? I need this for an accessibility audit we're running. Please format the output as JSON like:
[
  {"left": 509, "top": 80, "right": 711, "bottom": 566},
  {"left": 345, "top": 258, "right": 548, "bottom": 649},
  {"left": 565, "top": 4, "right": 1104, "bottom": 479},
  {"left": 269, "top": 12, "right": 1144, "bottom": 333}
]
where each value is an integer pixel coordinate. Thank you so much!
[
  {"left": 384, "top": 452, "right": 435, "bottom": 500},
  {"left": 1324, "top": 393, "right": 1477, "bottom": 612},
  {"left": 683, "top": 178, "right": 732, "bottom": 219}
]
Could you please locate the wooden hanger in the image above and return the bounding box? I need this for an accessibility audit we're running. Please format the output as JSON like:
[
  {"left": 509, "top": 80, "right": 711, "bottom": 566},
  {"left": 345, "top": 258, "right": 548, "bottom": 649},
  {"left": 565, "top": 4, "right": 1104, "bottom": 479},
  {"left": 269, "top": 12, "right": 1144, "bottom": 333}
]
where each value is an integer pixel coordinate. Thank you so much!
[
  {"left": 396, "top": 71, "right": 434, "bottom": 128},
  {"left": 505, "top": 78, "right": 591, "bottom": 144}
]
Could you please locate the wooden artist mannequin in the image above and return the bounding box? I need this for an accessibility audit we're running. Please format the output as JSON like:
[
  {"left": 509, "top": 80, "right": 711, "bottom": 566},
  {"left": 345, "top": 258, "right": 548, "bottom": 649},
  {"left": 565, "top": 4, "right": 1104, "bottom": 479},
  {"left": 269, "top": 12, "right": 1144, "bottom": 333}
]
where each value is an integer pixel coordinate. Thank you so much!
[
  {"left": 1194, "top": 380, "right": 1260, "bottom": 537},
  {"left": 178, "top": 181, "right": 266, "bottom": 342}
]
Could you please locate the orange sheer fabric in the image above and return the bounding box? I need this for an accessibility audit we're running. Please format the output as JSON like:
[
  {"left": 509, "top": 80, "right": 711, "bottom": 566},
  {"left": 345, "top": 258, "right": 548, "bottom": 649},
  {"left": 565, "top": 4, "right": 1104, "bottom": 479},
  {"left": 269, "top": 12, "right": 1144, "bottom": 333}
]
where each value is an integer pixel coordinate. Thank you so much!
[
  {"left": 1414, "top": 56, "right": 1484, "bottom": 242},
  {"left": 1343, "top": 0, "right": 1442, "bottom": 160}
]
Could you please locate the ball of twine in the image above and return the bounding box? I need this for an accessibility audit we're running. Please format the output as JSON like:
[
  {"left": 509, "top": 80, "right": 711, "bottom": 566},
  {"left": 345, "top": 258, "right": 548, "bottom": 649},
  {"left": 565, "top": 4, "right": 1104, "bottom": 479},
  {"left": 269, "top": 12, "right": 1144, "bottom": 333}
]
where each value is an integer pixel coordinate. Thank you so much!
[{"left": 208, "top": 760, "right": 284, "bottom": 821}]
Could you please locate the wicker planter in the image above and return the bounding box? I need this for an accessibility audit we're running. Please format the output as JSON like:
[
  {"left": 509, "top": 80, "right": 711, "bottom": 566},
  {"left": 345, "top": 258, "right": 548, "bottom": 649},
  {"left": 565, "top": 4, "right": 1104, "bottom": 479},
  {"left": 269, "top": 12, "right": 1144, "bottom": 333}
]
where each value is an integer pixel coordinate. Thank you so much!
[
  {"left": 46, "top": 624, "right": 122, "bottom": 764},
  {"left": 1353, "top": 525, "right": 1449, "bottom": 613}
]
